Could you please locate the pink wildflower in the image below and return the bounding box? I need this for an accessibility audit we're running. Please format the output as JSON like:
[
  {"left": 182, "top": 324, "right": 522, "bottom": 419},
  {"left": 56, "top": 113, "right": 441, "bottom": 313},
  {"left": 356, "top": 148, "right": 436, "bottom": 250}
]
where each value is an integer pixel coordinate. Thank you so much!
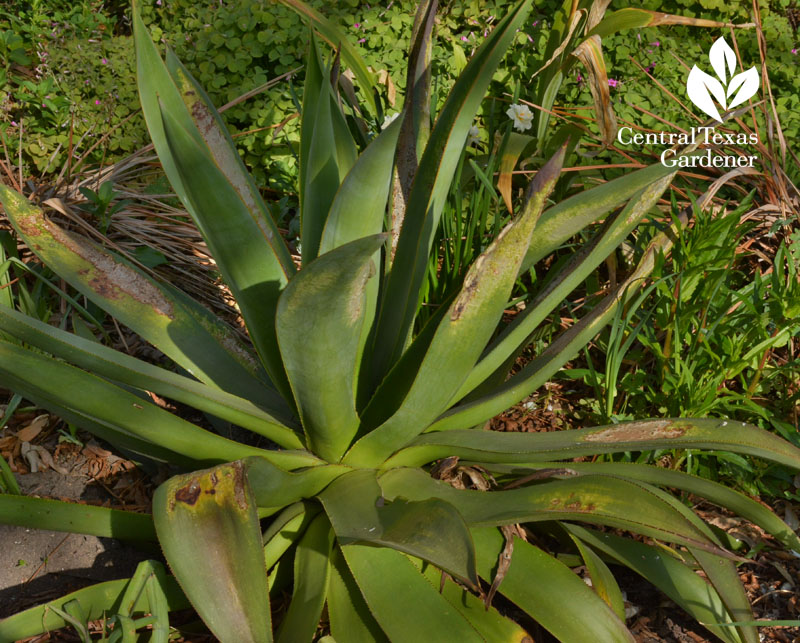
[
  {"left": 95, "top": 100, "right": 101, "bottom": 105},
  {"left": 358, "top": 38, "right": 365, "bottom": 43},
  {"left": 354, "top": 22, "right": 360, "bottom": 28},
  {"left": 101, "top": 57, "right": 108, "bottom": 64},
  {"left": 608, "top": 78, "right": 618, "bottom": 88}
]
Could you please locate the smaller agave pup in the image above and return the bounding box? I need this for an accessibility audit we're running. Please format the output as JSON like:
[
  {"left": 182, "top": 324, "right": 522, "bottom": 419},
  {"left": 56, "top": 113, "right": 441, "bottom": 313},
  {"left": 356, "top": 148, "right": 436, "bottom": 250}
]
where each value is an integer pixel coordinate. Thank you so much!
[{"left": 0, "top": 1, "right": 798, "bottom": 642}]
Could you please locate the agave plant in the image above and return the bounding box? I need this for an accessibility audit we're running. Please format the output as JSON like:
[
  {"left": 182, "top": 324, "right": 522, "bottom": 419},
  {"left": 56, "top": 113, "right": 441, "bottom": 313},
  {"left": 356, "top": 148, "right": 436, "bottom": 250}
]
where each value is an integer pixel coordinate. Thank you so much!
[{"left": 0, "top": 1, "right": 798, "bottom": 642}]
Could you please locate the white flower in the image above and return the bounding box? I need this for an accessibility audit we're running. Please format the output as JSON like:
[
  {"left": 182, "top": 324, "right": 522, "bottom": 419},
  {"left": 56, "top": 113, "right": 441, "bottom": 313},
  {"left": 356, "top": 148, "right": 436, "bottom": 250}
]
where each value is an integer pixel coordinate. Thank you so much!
[
  {"left": 467, "top": 125, "right": 481, "bottom": 146},
  {"left": 506, "top": 103, "right": 533, "bottom": 131},
  {"left": 382, "top": 112, "right": 400, "bottom": 129}
]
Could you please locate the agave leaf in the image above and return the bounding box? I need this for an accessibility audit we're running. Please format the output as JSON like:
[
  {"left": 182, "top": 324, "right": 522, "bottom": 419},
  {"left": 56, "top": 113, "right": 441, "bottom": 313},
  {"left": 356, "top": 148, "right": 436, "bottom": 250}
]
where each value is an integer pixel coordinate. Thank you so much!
[
  {"left": 390, "top": 418, "right": 800, "bottom": 473},
  {"left": 346, "top": 143, "right": 565, "bottom": 466},
  {"left": 299, "top": 34, "right": 358, "bottom": 264},
  {"left": 488, "top": 461, "right": 800, "bottom": 553},
  {"left": 153, "top": 461, "right": 272, "bottom": 643},
  {"left": 472, "top": 527, "right": 634, "bottom": 642},
  {"left": 428, "top": 220, "right": 683, "bottom": 432},
  {"left": 328, "top": 547, "right": 389, "bottom": 643},
  {"left": 389, "top": 0, "right": 436, "bottom": 255},
  {"left": 379, "top": 468, "right": 728, "bottom": 555},
  {"left": 457, "top": 175, "right": 672, "bottom": 401},
  {"left": 277, "top": 236, "right": 384, "bottom": 461},
  {"left": 136, "top": 7, "right": 295, "bottom": 400},
  {"left": 0, "top": 184, "right": 276, "bottom": 405},
  {"left": 370, "top": 0, "right": 533, "bottom": 383},
  {"left": 0, "top": 493, "right": 155, "bottom": 540},
  {"left": 417, "top": 559, "right": 531, "bottom": 642},
  {"left": 564, "top": 524, "right": 744, "bottom": 643},
  {"left": 0, "top": 574, "right": 189, "bottom": 642},
  {"left": 691, "top": 547, "right": 757, "bottom": 643},
  {"left": 570, "top": 533, "right": 626, "bottom": 621},
  {"left": 132, "top": 5, "right": 198, "bottom": 208},
  {"left": 341, "top": 544, "right": 484, "bottom": 642},
  {"left": 245, "top": 457, "right": 348, "bottom": 514},
  {"left": 520, "top": 154, "right": 701, "bottom": 273},
  {"left": 319, "top": 469, "right": 479, "bottom": 588},
  {"left": 0, "top": 305, "right": 301, "bottom": 447},
  {"left": 157, "top": 100, "right": 295, "bottom": 403},
  {"left": 164, "top": 51, "right": 294, "bottom": 276},
  {"left": 276, "top": 513, "right": 334, "bottom": 643},
  {"left": 0, "top": 340, "right": 319, "bottom": 470},
  {"left": 275, "top": 0, "right": 377, "bottom": 116},
  {"left": 429, "top": 418, "right": 800, "bottom": 470},
  {"left": 263, "top": 502, "right": 321, "bottom": 571},
  {"left": 319, "top": 118, "right": 401, "bottom": 253}
]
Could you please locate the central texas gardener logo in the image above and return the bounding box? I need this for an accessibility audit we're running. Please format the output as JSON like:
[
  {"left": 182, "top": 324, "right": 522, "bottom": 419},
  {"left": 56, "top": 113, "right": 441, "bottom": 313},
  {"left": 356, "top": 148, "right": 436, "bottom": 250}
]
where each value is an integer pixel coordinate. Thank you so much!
[{"left": 686, "top": 37, "right": 760, "bottom": 122}]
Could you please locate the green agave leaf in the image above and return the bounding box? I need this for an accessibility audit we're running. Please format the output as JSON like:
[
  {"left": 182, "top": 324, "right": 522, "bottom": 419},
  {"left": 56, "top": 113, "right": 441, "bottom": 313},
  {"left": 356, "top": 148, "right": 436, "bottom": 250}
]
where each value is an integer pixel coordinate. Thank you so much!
[
  {"left": 277, "top": 236, "right": 384, "bottom": 461},
  {"left": 136, "top": 6, "right": 295, "bottom": 401},
  {"left": 157, "top": 99, "right": 295, "bottom": 404},
  {"left": 378, "top": 468, "right": 725, "bottom": 555},
  {"left": 346, "top": 143, "right": 565, "bottom": 466},
  {"left": 0, "top": 305, "right": 301, "bottom": 448},
  {"left": 417, "top": 559, "right": 531, "bottom": 642},
  {"left": 0, "top": 184, "right": 275, "bottom": 405},
  {"left": 319, "top": 469, "right": 479, "bottom": 588},
  {"left": 245, "top": 457, "right": 348, "bottom": 514},
  {"left": 275, "top": 0, "right": 377, "bottom": 116},
  {"left": 472, "top": 526, "right": 634, "bottom": 642},
  {"left": 370, "top": 0, "right": 533, "bottom": 383},
  {"left": 691, "top": 547, "right": 757, "bottom": 643},
  {"left": 426, "top": 222, "right": 691, "bottom": 432},
  {"left": 328, "top": 546, "right": 388, "bottom": 643},
  {"left": 486, "top": 461, "right": 800, "bottom": 553},
  {"left": 457, "top": 174, "right": 673, "bottom": 401},
  {"left": 299, "top": 34, "right": 358, "bottom": 264},
  {"left": 0, "top": 493, "right": 155, "bottom": 540},
  {"left": 276, "top": 513, "right": 334, "bottom": 643},
  {"left": 520, "top": 154, "right": 701, "bottom": 273},
  {"left": 391, "top": 418, "right": 800, "bottom": 472},
  {"left": 0, "top": 340, "right": 319, "bottom": 469},
  {"left": 319, "top": 118, "right": 401, "bottom": 253},
  {"left": 564, "top": 524, "right": 743, "bottom": 643},
  {"left": 389, "top": 0, "right": 436, "bottom": 253},
  {"left": 164, "top": 51, "right": 294, "bottom": 276},
  {"left": 341, "top": 544, "right": 484, "bottom": 642},
  {"left": 263, "top": 502, "right": 320, "bottom": 571},
  {"left": 132, "top": 4, "right": 198, "bottom": 208},
  {"left": 0, "top": 572, "right": 189, "bottom": 642},
  {"left": 154, "top": 461, "right": 272, "bottom": 643},
  {"left": 569, "top": 533, "right": 627, "bottom": 621}
]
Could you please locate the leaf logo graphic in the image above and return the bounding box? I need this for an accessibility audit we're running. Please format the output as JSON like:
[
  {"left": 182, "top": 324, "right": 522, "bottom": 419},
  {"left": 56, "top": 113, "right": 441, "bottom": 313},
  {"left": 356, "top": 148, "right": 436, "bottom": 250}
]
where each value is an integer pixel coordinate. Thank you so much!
[{"left": 686, "top": 37, "right": 759, "bottom": 122}]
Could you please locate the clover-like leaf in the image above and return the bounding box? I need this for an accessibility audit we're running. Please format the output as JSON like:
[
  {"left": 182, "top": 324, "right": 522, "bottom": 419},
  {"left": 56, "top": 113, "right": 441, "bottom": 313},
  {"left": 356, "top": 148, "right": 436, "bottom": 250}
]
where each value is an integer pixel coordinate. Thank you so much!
[
  {"left": 726, "top": 66, "right": 759, "bottom": 110},
  {"left": 687, "top": 65, "right": 726, "bottom": 122},
  {"left": 709, "top": 37, "right": 736, "bottom": 84}
]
